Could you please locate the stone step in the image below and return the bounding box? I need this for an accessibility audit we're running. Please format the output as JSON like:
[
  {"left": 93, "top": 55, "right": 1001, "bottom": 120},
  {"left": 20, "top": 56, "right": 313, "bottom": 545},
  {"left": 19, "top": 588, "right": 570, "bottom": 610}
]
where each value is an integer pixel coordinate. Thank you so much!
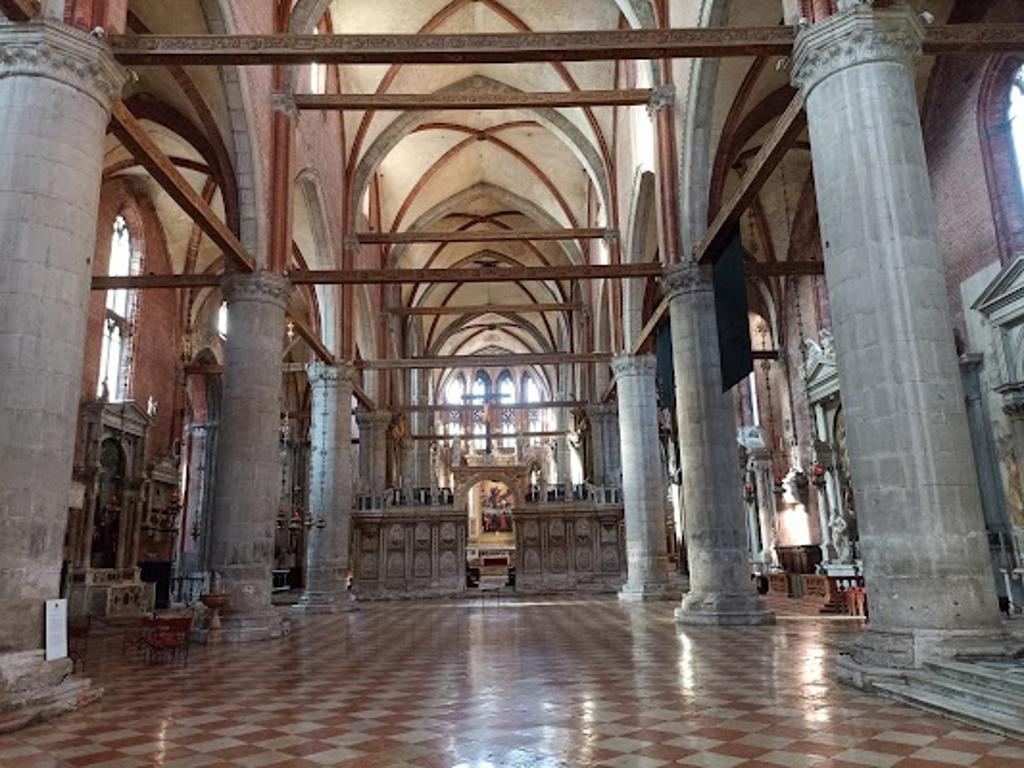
[
  {"left": 905, "top": 670, "right": 1024, "bottom": 719},
  {"left": 873, "top": 680, "right": 1024, "bottom": 741},
  {"left": 924, "top": 659, "right": 1024, "bottom": 699},
  {"left": 0, "top": 677, "right": 102, "bottom": 735}
]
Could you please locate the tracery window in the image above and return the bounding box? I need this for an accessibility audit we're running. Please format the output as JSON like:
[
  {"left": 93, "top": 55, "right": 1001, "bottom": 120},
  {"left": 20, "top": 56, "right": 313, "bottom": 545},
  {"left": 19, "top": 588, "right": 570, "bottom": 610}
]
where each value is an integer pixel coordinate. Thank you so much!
[
  {"left": 1010, "top": 66, "right": 1024, "bottom": 196},
  {"left": 522, "top": 373, "right": 543, "bottom": 444},
  {"left": 471, "top": 371, "right": 491, "bottom": 450},
  {"left": 444, "top": 374, "right": 466, "bottom": 437},
  {"left": 98, "top": 214, "right": 140, "bottom": 401},
  {"left": 496, "top": 370, "right": 516, "bottom": 448}
]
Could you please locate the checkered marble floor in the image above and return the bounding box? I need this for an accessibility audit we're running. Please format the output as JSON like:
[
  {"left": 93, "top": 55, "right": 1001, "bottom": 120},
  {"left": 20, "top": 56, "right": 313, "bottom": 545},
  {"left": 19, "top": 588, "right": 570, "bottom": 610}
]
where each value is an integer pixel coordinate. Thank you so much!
[{"left": 2, "top": 596, "right": 1022, "bottom": 768}]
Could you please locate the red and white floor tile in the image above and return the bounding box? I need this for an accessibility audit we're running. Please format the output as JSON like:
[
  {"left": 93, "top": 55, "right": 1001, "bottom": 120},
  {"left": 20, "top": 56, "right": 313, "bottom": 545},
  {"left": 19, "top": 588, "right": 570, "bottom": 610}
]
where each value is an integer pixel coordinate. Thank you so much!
[{"left": 1, "top": 596, "right": 1021, "bottom": 767}]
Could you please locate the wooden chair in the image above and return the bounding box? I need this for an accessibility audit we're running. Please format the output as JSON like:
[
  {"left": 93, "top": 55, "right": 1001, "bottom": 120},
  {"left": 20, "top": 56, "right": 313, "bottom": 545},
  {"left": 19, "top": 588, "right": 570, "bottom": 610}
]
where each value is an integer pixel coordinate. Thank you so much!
[
  {"left": 142, "top": 614, "right": 194, "bottom": 665},
  {"left": 68, "top": 616, "right": 91, "bottom": 673}
]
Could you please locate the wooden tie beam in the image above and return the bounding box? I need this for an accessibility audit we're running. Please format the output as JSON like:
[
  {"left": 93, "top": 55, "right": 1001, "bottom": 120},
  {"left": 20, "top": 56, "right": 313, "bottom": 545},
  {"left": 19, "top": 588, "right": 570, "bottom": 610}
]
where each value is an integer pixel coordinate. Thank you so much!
[
  {"left": 411, "top": 431, "right": 566, "bottom": 440},
  {"left": 697, "top": 93, "right": 807, "bottom": 265},
  {"left": 0, "top": 0, "right": 35, "bottom": 21},
  {"left": 109, "top": 103, "right": 334, "bottom": 364},
  {"left": 393, "top": 400, "right": 581, "bottom": 413},
  {"left": 355, "top": 228, "right": 612, "bottom": 245},
  {"left": 111, "top": 102, "right": 252, "bottom": 271},
  {"left": 391, "top": 303, "right": 582, "bottom": 316},
  {"left": 359, "top": 353, "right": 612, "bottom": 370},
  {"left": 107, "top": 26, "right": 1024, "bottom": 67},
  {"left": 295, "top": 90, "right": 652, "bottom": 111},
  {"left": 290, "top": 264, "right": 663, "bottom": 285},
  {"left": 91, "top": 263, "right": 663, "bottom": 291},
  {"left": 108, "top": 27, "right": 796, "bottom": 66}
]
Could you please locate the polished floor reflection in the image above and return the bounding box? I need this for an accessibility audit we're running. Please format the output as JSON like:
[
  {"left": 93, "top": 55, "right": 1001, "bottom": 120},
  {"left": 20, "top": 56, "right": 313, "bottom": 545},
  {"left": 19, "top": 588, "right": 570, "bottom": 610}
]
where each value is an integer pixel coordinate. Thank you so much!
[{"left": 1, "top": 597, "right": 1022, "bottom": 767}]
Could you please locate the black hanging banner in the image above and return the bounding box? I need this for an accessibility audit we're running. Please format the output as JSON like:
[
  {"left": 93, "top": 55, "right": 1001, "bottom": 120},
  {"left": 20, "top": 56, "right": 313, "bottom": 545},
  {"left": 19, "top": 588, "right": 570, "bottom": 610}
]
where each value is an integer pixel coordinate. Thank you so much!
[
  {"left": 712, "top": 226, "right": 753, "bottom": 392},
  {"left": 654, "top": 320, "right": 674, "bottom": 410}
]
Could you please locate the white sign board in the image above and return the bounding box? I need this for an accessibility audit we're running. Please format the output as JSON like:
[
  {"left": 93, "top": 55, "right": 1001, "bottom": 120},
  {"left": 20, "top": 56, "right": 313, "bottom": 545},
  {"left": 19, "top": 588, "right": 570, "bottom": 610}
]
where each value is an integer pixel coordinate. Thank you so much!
[{"left": 45, "top": 599, "right": 68, "bottom": 661}]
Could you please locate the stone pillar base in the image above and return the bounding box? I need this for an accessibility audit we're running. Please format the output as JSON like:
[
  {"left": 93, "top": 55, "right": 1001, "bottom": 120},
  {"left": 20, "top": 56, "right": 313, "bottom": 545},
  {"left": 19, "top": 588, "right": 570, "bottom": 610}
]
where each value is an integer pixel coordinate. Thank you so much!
[
  {"left": 618, "top": 581, "right": 682, "bottom": 602},
  {"left": 837, "top": 626, "right": 1024, "bottom": 689},
  {"left": 0, "top": 652, "right": 102, "bottom": 735},
  {"left": 292, "top": 591, "right": 359, "bottom": 614},
  {"left": 676, "top": 592, "right": 775, "bottom": 626},
  {"left": 195, "top": 610, "right": 289, "bottom": 644}
]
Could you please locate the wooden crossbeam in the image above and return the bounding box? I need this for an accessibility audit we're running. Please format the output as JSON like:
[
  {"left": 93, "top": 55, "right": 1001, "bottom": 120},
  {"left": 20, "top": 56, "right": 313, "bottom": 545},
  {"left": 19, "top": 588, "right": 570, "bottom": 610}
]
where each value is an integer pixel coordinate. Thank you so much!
[
  {"left": 391, "top": 303, "right": 582, "bottom": 316},
  {"left": 697, "top": 93, "right": 807, "bottom": 265},
  {"left": 109, "top": 103, "right": 334, "bottom": 364},
  {"left": 110, "top": 102, "right": 253, "bottom": 271},
  {"left": 0, "top": 0, "right": 35, "bottom": 20},
  {"left": 291, "top": 264, "right": 663, "bottom": 285},
  {"left": 393, "top": 400, "right": 581, "bottom": 413},
  {"left": 410, "top": 431, "right": 566, "bottom": 440},
  {"left": 748, "top": 261, "right": 825, "bottom": 277},
  {"left": 287, "top": 313, "right": 334, "bottom": 366},
  {"left": 92, "top": 263, "right": 662, "bottom": 290},
  {"left": 294, "top": 89, "right": 652, "bottom": 111},
  {"left": 92, "top": 262, "right": 819, "bottom": 290},
  {"left": 356, "top": 228, "right": 612, "bottom": 245},
  {"left": 105, "top": 26, "right": 1024, "bottom": 67},
  {"left": 108, "top": 27, "right": 796, "bottom": 66},
  {"left": 359, "top": 353, "right": 612, "bottom": 370}
]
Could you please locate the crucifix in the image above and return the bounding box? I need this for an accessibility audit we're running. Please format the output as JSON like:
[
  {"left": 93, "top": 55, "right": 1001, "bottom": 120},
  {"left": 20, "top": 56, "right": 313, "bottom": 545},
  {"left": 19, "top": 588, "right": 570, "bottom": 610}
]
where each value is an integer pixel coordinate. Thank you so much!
[{"left": 461, "top": 390, "right": 508, "bottom": 454}]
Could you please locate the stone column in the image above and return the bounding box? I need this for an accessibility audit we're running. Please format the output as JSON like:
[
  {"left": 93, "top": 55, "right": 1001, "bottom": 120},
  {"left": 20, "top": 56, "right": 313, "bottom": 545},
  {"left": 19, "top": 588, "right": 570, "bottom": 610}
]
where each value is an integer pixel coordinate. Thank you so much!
[
  {"left": 792, "top": 3, "right": 1012, "bottom": 673},
  {"left": 298, "top": 362, "right": 356, "bottom": 612},
  {"left": 0, "top": 20, "right": 123, "bottom": 725},
  {"left": 356, "top": 411, "right": 390, "bottom": 497},
  {"left": 585, "top": 404, "right": 620, "bottom": 487},
  {"left": 665, "top": 263, "right": 773, "bottom": 625},
  {"left": 612, "top": 355, "right": 675, "bottom": 601},
  {"left": 209, "top": 271, "right": 290, "bottom": 642}
]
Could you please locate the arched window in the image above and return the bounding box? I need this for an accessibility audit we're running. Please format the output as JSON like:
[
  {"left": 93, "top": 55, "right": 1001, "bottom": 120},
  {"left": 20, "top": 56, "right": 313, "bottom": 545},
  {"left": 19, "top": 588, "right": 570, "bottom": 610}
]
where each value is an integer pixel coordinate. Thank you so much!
[
  {"left": 1010, "top": 67, "right": 1024, "bottom": 195},
  {"left": 309, "top": 27, "right": 327, "bottom": 94},
  {"left": 217, "top": 302, "right": 228, "bottom": 338},
  {"left": 522, "top": 373, "right": 544, "bottom": 444},
  {"left": 496, "top": 371, "right": 516, "bottom": 448},
  {"left": 471, "top": 371, "right": 491, "bottom": 450},
  {"left": 98, "top": 214, "right": 140, "bottom": 401},
  {"left": 444, "top": 374, "right": 466, "bottom": 437}
]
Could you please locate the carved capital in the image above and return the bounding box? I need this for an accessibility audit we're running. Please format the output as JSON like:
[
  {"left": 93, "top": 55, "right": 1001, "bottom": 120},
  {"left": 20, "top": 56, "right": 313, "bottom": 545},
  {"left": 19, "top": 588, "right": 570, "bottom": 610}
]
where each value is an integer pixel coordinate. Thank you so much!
[
  {"left": 221, "top": 271, "right": 291, "bottom": 308},
  {"left": 1004, "top": 402, "right": 1024, "bottom": 421},
  {"left": 0, "top": 21, "right": 126, "bottom": 110},
  {"left": 662, "top": 261, "right": 712, "bottom": 299},
  {"left": 646, "top": 84, "right": 676, "bottom": 118},
  {"left": 791, "top": 4, "right": 924, "bottom": 97},
  {"left": 356, "top": 410, "right": 392, "bottom": 427},
  {"left": 611, "top": 353, "right": 656, "bottom": 380},
  {"left": 271, "top": 90, "right": 299, "bottom": 119},
  {"left": 342, "top": 234, "right": 362, "bottom": 254},
  {"left": 584, "top": 403, "right": 617, "bottom": 421},
  {"left": 307, "top": 361, "right": 355, "bottom": 389}
]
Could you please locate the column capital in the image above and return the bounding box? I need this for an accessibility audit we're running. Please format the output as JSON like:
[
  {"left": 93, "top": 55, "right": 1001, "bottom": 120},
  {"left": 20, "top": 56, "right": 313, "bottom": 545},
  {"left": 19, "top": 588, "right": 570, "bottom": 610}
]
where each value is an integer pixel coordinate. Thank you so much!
[
  {"left": 270, "top": 91, "right": 299, "bottom": 119},
  {"left": 791, "top": 3, "right": 924, "bottom": 98},
  {"left": 646, "top": 84, "right": 676, "bottom": 118},
  {"left": 662, "top": 261, "right": 712, "bottom": 300},
  {"left": 355, "top": 409, "right": 392, "bottom": 427},
  {"left": 306, "top": 361, "right": 356, "bottom": 389},
  {"left": 221, "top": 270, "right": 291, "bottom": 308},
  {"left": 611, "top": 353, "right": 656, "bottom": 380},
  {"left": 584, "top": 403, "right": 618, "bottom": 420},
  {"left": 0, "top": 20, "right": 126, "bottom": 110}
]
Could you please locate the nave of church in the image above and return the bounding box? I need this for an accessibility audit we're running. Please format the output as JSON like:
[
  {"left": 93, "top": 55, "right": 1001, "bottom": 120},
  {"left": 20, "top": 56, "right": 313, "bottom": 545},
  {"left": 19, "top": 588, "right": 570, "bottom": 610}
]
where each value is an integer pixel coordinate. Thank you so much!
[{"left": 3, "top": 0, "right": 1024, "bottom": 765}]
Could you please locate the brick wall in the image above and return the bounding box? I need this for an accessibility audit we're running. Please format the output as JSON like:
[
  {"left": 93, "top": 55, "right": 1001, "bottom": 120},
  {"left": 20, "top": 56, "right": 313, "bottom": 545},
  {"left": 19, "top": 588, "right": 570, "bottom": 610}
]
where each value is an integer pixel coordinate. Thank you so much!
[
  {"left": 83, "top": 179, "right": 182, "bottom": 465},
  {"left": 922, "top": 0, "right": 1024, "bottom": 339}
]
